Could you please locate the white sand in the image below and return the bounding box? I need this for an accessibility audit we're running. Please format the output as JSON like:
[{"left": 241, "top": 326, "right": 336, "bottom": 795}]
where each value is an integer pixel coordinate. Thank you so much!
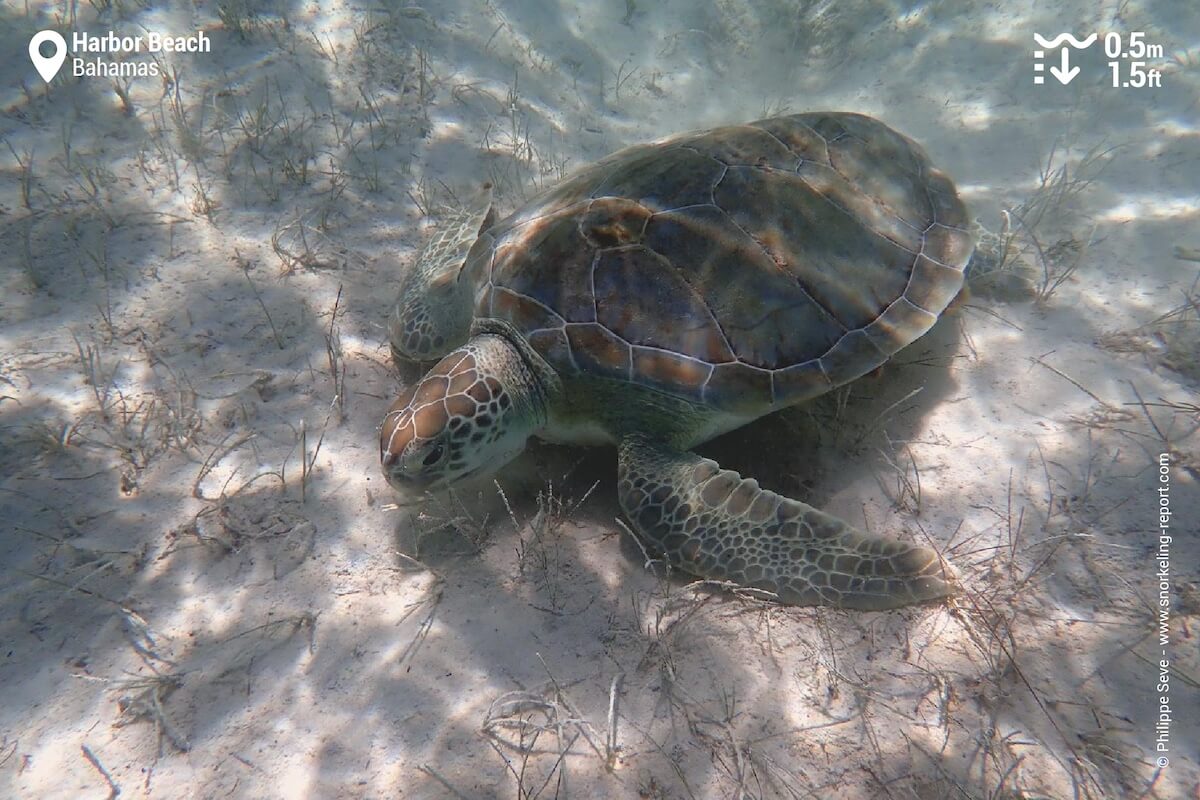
[{"left": 1, "top": 0, "right": 1197, "bottom": 797}]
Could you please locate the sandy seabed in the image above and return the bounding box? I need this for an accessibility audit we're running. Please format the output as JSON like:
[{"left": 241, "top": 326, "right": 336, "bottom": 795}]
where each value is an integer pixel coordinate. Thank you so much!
[{"left": 1, "top": 1, "right": 1198, "bottom": 797}]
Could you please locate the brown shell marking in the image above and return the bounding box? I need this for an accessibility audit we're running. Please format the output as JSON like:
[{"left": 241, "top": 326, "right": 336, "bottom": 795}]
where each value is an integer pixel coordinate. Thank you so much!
[{"left": 472, "top": 113, "right": 972, "bottom": 411}]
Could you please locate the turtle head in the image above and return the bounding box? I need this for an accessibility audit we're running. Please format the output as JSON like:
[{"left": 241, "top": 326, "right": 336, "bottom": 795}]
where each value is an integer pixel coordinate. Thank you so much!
[
  {"left": 389, "top": 184, "right": 496, "bottom": 362},
  {"left": 381, "top": 333, "right": 548, "bottom": 494}
]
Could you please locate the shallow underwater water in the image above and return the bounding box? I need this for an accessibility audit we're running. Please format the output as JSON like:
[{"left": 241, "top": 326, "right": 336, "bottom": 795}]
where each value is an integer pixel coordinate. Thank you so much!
[{"left": 0, "top": 1, "right": 1197, "bottom": 798}]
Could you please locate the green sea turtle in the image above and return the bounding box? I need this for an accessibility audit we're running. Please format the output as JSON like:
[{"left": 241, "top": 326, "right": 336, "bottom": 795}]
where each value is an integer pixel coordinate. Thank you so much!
[{"left": 381, "top": 112, "right": 972, "bottom": 610}]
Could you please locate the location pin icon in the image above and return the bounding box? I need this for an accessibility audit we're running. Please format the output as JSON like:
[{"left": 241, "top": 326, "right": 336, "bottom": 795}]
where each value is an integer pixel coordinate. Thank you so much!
[{"left": 29, "top": 30, "right": 67, "bottom": 83}]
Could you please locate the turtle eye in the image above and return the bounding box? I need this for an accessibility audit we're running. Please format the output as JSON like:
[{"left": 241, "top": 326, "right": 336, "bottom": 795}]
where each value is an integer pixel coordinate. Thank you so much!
[{"left": 422, "top": 443, "right": 445, "bottom": 467}]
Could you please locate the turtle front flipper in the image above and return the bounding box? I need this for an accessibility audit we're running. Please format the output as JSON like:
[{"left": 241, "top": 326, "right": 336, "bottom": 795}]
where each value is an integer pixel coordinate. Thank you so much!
[
  {"left": 616, "top": 436, "right": 956, "bottom": 610},
  {"left": 389, "top": 184, "right": 497, "bottom": 363}
]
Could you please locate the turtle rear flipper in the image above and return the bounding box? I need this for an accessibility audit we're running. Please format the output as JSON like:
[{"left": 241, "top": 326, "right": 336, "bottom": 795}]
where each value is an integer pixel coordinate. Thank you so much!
[{"left": 617, "top": 436, "right": 956, "bottom": 610}]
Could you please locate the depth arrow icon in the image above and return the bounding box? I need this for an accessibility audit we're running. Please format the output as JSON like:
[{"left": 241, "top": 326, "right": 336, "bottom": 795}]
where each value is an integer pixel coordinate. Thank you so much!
[{"left": 1050, "top": 47, "right": 1080, "bottom": 85}]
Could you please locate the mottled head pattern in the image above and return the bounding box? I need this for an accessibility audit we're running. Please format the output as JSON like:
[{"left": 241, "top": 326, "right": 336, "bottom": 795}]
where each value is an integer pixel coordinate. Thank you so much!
[
  {"left": 381, "top": 334, "right": 539, "bottom": 492},
  {"left": 389, "top": 185, "right": 496, "bottom": 362}
]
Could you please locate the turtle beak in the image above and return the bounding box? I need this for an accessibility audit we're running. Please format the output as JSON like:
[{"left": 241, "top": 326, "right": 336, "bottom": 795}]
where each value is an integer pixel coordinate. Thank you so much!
[
  {"left": 381, "top": 452, "right": 431, "bottom": 498},
  {"left": 382, "top": 449, "right": 496, "bottom": 500}
]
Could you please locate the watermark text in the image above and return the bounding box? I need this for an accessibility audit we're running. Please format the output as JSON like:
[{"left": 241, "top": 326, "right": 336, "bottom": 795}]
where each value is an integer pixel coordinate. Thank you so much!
[{"left": 1152, "top": 452, "right": 1172, "bottom": 768}]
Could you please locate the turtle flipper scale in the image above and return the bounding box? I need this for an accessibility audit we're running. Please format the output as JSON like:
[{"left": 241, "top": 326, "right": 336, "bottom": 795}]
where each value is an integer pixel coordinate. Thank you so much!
[{"left": 616, "top": 436, "right": 956, "bottom": 610}]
